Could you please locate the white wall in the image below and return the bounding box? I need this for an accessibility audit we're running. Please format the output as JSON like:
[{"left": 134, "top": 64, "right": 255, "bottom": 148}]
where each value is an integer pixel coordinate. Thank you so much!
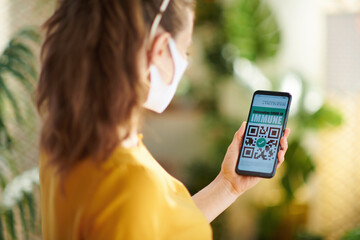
[
  {"left": 0, "top": 0, "right": 10, "bottom": 52},
  {"left": 265, "top": 0, "right": 325, "bottom": 84}
]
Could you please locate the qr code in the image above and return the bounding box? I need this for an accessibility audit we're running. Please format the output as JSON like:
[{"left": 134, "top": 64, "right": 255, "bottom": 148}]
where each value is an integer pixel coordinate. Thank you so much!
[{"left": 241, "top": 125, "right": 281, "bottom": 161}]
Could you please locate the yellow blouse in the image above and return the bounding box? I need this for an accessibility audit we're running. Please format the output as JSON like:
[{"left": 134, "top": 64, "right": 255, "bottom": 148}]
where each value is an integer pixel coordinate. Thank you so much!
[{"left": 39, "top": 137, "right": 212, "bottom": 240}]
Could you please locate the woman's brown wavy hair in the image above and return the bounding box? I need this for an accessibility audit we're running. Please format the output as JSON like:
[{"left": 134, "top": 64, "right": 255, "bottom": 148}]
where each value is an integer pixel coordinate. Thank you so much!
[{"left": 36, "top": 0, "right": 193, "bottom": 174}]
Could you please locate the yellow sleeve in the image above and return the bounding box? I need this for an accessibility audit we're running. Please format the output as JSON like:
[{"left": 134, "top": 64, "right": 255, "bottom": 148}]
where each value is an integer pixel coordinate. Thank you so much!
[{"left": 83, "top": 164, "right": 166, "bottom": 240}]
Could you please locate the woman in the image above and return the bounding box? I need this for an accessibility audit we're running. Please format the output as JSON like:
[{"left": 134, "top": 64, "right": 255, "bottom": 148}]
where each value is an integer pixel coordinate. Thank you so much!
[{"left": 37, "top": 0, "right": 290, "bottom": 239}]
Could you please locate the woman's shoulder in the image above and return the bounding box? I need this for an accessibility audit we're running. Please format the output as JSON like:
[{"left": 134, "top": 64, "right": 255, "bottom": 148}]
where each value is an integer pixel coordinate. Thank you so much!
[
  {"left": 81, "top": 148, "right": 172, "bottom": 239},
  {"left": 83, "top": 146, "right": 166, "bottom": 221},
  {"left": 94, "top": 144, "right": 164, "bottom": 197}
]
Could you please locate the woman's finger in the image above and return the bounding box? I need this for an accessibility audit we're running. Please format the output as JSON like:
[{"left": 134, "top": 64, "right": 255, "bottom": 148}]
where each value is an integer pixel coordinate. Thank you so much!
[
  {"left": 280, "top": 128, "right": 290, "bottom": 151},
  {"left": 277, "top": 150, "right": 285, "bottom": 168},
  {"left": 231, "top": 122, "right": 246, "bottom": 146},
  {"left": 277, "top": 128, "right": 290, "bottom": 169},
  {"left": 280, "top": 136, "right": 288, "bottom": 151},
  {"left": 225, "top": 122, "right": 246, "bottom": 160},
  {"left": 284, "top": 128, "right": 291, "bottom": 139}
]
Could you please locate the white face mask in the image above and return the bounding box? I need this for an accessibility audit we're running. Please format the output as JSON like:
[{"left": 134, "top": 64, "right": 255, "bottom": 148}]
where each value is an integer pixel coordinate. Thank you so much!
[{"left": 143, "top": 38, "right": 188, "bottom": 113}]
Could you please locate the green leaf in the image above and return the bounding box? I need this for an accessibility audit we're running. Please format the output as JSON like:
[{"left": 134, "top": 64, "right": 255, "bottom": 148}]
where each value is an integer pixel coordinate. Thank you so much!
[
  {"left": 3, "top": 209, "right": 16, "bottom": 240},
  {"left": 7, "top": 42, "right": 34, "bottom": 61},
  {"left": 342, "top": 226, "right": 360, "bottom": 240},
  {"left": 0, "top": 117, "right": 12, "bottom": 149},
  {"left": 17, "top": 28, "right": 41, "bottom": 44},
  {"left": 24, "top": 192, "right": 36, "bottom": 230},
  {"left": 0, "top": 217, "right": 5, "bottom": 240},
  {"left": 5, "top": 51, "right": 37, "bottom": 80},
  {"left": 18, "top": 200, "right": 29, "bottom": 240},
  {"left": 303, "top": 104, "right": 344, "bottom": 129},
  {"left": 281, "top": 139, "right": 315, "bottom": 202},
  {"left": 195, "top": 0, "right": 223, "bottom": 26},
  {"left": 0, "top": 171, "right": 7, "bottom": 190},
  {"left": 224, "top": 0, "right": 281, "bottom": 61},
  {"left": 0, "top": 154, "right": 19, "bottom": 176},
  {"left": 0, "top": 86, "right": 10, "bottom": 148},
  {"left": 1, "top": 65, "right": 33, "bottom": 93},
  {"left": 0, "top": 76, "right": 23, "bottom": 122},
  {"left": 257, "top": 206, "right": 285, "bottom": 239}
]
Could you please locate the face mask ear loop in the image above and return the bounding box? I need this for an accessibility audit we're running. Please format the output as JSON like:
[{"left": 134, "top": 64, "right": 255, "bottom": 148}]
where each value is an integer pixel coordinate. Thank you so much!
[
  {"left": 147, "top": 0, "right": 171, "bottom": 49},
  {"left": 146, "top": 0, "right": 172, "bottom": 85}
]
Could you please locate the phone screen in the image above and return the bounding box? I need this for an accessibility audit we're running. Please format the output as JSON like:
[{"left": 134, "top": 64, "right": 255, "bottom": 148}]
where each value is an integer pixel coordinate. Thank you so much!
[{"left": 236, "top": 92, "right": 291, "bottom": 178}]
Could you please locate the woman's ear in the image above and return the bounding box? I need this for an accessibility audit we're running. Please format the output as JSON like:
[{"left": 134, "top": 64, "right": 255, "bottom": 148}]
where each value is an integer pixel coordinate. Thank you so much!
[
  {"left": 147, "top": 32, "right": 171, "bottom": 66},
  {"left": 146, "top": 32, "right": 175, "bottom": 84}
]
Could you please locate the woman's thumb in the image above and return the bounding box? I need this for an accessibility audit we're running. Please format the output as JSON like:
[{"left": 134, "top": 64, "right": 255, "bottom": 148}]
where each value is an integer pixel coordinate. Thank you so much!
[{"left": 230, "top": 122, "right": 246, "bottom": 151}]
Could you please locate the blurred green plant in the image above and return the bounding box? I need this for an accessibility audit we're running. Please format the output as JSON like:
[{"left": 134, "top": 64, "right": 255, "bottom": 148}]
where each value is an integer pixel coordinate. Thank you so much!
[
  {"left": 0, "top": 27, "right": 41, "bottom": 240},
  {"left": 185, "top": 0, "right": 343, "bottom": 239},
  {"left": 341, "top": 226, "right": 360, "bottom": 240},
  {"left": 224, "top": 0, "right": 281, "bottom": 61},
  {"left": 295, "top": 232, "right": 324, "bottom": 240},
  {"left": 0, "top": 168, "right": 39, "bottom": 240},
  {"left": 0, "top": 28, "right": 40, "bottom": 148},
  {"left": 281, "top": 101, "right": 343, "bottom": 202}
]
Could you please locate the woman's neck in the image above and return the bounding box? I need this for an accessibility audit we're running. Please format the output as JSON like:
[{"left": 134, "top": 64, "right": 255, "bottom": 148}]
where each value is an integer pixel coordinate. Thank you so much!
[{"left": 120, "top": 128, "right": 139, "bottom": 148}]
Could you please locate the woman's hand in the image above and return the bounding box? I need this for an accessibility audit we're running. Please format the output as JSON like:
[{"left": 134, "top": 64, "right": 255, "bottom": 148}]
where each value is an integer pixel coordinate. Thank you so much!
[
  {"left": 219, "top": 122, "right": 291, "bottom": 196},
  {"left": 192, "top": 122, "right": 290, "bottom": 222}
]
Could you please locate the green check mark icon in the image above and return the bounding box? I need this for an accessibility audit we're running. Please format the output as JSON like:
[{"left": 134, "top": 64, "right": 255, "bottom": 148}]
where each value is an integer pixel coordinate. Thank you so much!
[{"left": 256, "top": 138, "right": 266, "bottom": 148}]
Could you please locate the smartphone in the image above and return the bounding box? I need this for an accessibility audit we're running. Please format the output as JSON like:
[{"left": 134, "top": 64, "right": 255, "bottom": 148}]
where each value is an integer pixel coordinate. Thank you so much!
[{"left": 235, "top": 90, "right": 292, "bottom": 178}]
